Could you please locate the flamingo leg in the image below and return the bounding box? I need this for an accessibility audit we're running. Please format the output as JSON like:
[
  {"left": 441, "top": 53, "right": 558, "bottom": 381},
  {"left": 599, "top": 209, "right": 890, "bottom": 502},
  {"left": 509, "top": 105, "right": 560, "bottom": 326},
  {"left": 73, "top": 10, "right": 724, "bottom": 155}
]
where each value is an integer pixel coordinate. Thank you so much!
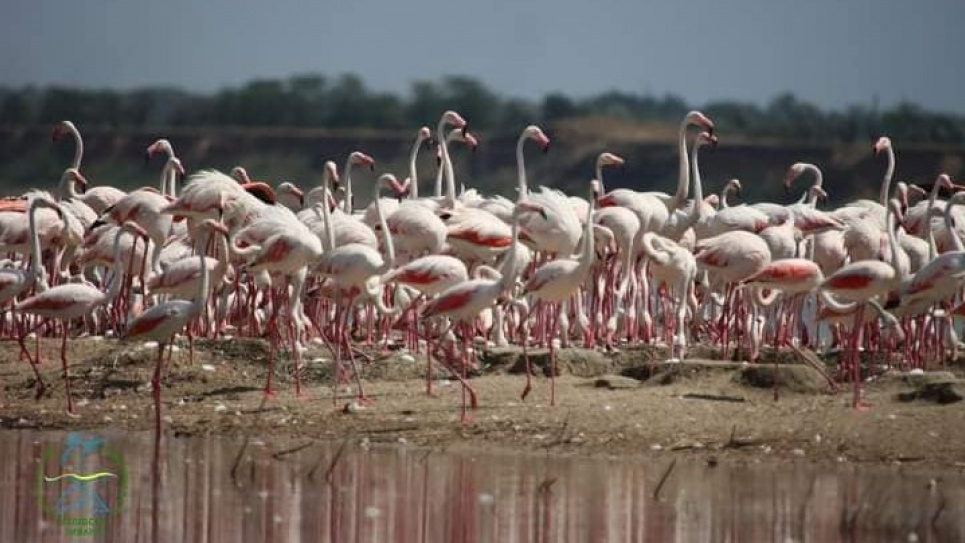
[{"left": 61, "top": 321, "right": 76, "bottom": 417}]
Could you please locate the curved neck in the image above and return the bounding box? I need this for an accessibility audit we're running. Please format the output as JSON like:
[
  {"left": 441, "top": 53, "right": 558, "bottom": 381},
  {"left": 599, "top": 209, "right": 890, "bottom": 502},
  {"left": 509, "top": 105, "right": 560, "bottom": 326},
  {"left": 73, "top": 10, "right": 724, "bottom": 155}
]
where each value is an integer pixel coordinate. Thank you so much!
[
  {"left": 106, "top": 226, "right": 133, "bottom": 303},
  {"left": 68, "top": 125, "right": 83, "bottom": 170},
  {"left": 691, "top": 143, "right": 705, "bottom": 221},
  {"left": 408, "top": 138, "right": 424, "bottom": 200},
  {"left": 436, "top": 121, "right": 457, "bottom": 208},
  {"left": 805, "top": 165, "right": 823, "bottom": 206},
  {"left": 342, "top": 159, "right": 355, "bottom": 214},
  {"left": 321, "top": 180, "right": 335, "bottom": 252},
  {"left": 374, "top": 182, "right": 395, "bottom": 271},
  {"left": 28, "top": 202, "right": 50, "bottom": 291},
  {"left": 720, "top": 184, "right": 733, "bottom": 209},
  {"left": 944, "top": 198, "right": 964, "bottom": 252},
  {"left": 500, "top": 213, "right": 523, "bottom": 290},
  {"left": 671, "top": 120, "right": 690, "bottom": 208},
  {"left": 194, "top": 239, "right": 210, "bottom": 314},
  {"left": 879, "top": 146, "right": 895, "bottom": 208},
  {"left": 58, "top": 175, "right": 82, "bottom": 201},
  {"left": 515, "top": 134, "right": 530, "bottom": 197},
  {"left": 578, "top": 197, "right": 595, "bottom": 269},
  {"left": 886, "top": 205, "right": 901, "bottom": 271}
]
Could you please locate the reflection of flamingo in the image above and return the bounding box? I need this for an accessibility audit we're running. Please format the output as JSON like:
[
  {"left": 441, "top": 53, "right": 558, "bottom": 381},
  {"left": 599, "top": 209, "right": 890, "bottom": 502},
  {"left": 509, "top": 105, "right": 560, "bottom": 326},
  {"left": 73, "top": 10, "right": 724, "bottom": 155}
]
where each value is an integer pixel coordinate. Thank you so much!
[
  {"left": 15, "top": 222, "right": 146, "bottom": 415},
  {"left": 125, "top": 220, "right": 223, "bottom": 433}
]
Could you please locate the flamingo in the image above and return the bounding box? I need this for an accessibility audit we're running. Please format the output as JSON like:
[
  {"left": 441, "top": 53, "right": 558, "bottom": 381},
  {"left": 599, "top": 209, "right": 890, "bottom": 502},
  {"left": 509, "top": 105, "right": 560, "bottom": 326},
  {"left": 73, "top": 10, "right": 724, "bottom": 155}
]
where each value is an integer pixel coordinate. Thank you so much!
[
  {"left": 521, "top": 180, "right": 600, "bottom": 404},
  {"left": 422, "top": 200, "right": 544, "bottom": 423},
  {"left": 513, "top": 126, "right": 582, "bottom": 258},
  {"left": 384, "top": 127, "right": 448, "bottom": 258},
  {"left": 124, "top": 219, "right": 224, "bottom": 434},
  {"left": 99, "top": 157, "right": 182, "bottom": 273},
  {"left": 51, "top": 120, "right": 127, "bottom": 214},
  {"left": 14, "top": 221, "right": 147, "bottom": 415},
  {"left": 316, "top": 170, "right": 401, "bottom": 404},
  {"left": 820, "top": 197, "right": 903, "bottom": 409}
]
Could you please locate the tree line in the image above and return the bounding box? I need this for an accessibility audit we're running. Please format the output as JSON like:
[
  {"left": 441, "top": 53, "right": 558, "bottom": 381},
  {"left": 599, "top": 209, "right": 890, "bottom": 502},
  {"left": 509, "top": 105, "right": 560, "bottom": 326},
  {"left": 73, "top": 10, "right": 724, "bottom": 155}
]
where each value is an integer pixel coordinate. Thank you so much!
[{"left": 2, "top": 73, "right": 964, "bottom": 144}]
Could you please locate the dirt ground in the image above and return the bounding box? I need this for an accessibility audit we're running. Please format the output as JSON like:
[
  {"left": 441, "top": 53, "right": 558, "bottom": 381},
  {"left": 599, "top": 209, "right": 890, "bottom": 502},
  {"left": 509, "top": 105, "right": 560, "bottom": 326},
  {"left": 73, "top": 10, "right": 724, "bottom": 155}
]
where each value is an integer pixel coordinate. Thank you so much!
[{"left": 2, "top": 334, "right": 964, "bottom": 468}]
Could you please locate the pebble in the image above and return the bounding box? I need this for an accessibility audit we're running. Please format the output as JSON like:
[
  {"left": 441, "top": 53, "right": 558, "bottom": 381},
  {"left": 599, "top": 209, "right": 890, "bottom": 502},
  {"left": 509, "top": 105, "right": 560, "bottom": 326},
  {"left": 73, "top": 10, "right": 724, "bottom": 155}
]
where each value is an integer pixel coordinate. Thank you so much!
[
  {"left": 399, "top": 354, "right": 416, "bottom": 364},
  {"left": 477, "top": 493, "right": 495, "bottom": 505},
  {"left": 103, "top": 415, "right": 113, "bottom": 422},
  {"left": 311, "top": 337, "right": 325, "bottom": 345},
  {"left": 908, "top": 368, "right": 924, "bottom": 375},
  {"left": 89, "top": 336, "right": 104, "bottom": 342},
  {"left": 397, "top": 437, "right": 407, "bottom": 445},
  {"left": 170, "top": 345, "right": 181, "bottom": 353},
  {"left": 213, "top": 403, "right": 227, "bottom": 413},
  {"left": 201, "top": 364, "right": 216, "bottom": 372},
  {"left": 650, "top": 444, "right": 663, "bottom": 451},
  {"left": 76, "top": 399, "right": 89, "bottom": 408},
  {"left": 162, "top": 415, "right": 174, "bottom": 424},
  {"left": 792, "top": 448, "right": 805, "bottom": 457},
  {"left": 141, "top": 341, "right": 159, "bottom": 350},
  {"left": 364, "top": 507, "right": 381, "bottom": 519}
]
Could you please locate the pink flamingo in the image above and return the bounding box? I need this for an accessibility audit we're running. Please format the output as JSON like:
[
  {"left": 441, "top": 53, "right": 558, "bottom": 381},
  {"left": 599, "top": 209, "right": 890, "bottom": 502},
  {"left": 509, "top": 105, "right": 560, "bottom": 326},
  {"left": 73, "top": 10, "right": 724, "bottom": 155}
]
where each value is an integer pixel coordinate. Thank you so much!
[
  {"left": 820, "top": 198, "right": 903, "bottom": 409},
  {"left": 521, "top": 182, "right": 599, "bottom": 404},
  {"left": 124, "top": 219, "right": 225, "bottom": 434},
  {"left": 51, "top": 120, "right": 127, "bottom": 214},
  {"left": 14, "top": 221, "right": 147, "bottom": 415},
  {"left": 422, "top": 200, "right": 543, "bottom": 423}
]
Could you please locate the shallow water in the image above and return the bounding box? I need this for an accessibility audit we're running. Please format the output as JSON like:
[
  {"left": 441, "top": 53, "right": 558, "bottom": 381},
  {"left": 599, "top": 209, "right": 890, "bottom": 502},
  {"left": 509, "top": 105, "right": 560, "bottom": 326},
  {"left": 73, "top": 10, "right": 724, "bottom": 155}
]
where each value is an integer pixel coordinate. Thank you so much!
[{"left": 1, "top": 430, "right": 962, "bottom": 543}]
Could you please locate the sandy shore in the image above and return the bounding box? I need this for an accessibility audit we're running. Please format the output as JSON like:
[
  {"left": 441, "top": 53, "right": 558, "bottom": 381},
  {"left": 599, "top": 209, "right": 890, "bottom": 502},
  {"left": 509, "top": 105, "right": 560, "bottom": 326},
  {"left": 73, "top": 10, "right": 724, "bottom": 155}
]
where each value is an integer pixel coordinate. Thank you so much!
[{"left": 1, "top": 336, "right": 964, "bottom": 468}]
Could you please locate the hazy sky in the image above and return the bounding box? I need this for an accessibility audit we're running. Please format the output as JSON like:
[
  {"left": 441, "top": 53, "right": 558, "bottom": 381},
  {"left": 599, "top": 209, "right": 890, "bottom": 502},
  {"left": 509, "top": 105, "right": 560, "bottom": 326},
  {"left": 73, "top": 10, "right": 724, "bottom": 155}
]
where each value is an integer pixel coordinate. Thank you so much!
[{"left": 3, "top": 0, "right": 963, "bottom": 112}]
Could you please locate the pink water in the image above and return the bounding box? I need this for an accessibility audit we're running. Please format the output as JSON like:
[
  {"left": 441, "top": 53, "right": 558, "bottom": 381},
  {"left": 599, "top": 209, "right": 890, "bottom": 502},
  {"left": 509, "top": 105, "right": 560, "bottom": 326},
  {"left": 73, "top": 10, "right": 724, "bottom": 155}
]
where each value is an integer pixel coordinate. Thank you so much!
[{"left": 1, "top": 430, "right": 962, "bottom": 542}]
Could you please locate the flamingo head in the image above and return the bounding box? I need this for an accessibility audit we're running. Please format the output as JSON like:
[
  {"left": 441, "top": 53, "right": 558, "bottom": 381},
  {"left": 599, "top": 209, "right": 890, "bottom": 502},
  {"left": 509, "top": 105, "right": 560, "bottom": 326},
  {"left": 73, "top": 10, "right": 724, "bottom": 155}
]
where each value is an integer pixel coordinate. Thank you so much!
[
  {"left": 389, "top": 176, "right": 411, "bottom": 199},
  {"left": 728, "top": 178, "right": 742, "bottom": 198},
  {"left": 598, "top": 152, "right": 625, "bottom": 169},
  {"left": 278, "top": 182, "right": 304, "bottom": 207},
  {"left": 146, "top": 138, "right": 173, "bottom": 161},
  {"left": 810, "top": 186, "right": 829, "bottom": 203},
  {"left": 441, "top": 110, "right": 467, "bottom": 131},
  {"left": 350, "top": 151, "right": 376, "bottom": 171},
  {"left": 873, "top": 136, "right": 892, "bottom": 156},
  {"left": 416, "top": 126, "right": 432, "bottom": 145},
  {"left": 230, "top": 166, "right": 252, "bottom": 184},
  {"left": 685, "top": 111, "right": 715, "bottom": 135},
  {"left": 460, "top": 131, "right": 479, "bottom": 152},
  {"left": 696, "top": 131, "right": 717, "bottom": 148},
  {"left": 51, "top": 120, "right": 75, "bottom": 142},
  {"left": 62, "top": 167, "right": 88, "bottom": 192},
  {"left": 323, "top": 161, "right": 340, "bottom": 190},
  {"left": 784, "top": 162, "right": 808, "bottom": 192},
  {"left": 167, "top": 157, "right": 186, "bottom": 180},
  {"left": 522, "top": 125, "right": 551, "bottom": 153}
]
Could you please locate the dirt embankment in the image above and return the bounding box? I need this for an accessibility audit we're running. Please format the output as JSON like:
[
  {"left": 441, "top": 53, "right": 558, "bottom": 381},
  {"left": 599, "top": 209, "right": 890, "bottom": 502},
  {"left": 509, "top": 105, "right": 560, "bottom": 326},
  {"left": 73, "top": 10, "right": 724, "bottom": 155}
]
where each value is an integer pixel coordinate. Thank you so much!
[{"left": 1, "top": 336, "right": 964, "bottom": 468}]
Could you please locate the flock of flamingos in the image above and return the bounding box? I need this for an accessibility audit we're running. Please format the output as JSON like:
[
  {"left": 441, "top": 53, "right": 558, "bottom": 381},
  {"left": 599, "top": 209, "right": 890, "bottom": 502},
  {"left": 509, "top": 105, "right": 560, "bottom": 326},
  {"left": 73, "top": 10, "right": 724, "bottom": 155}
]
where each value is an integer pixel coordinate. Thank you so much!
[{"left": 1, "top": 110, "right": 962, "bottom": 427}]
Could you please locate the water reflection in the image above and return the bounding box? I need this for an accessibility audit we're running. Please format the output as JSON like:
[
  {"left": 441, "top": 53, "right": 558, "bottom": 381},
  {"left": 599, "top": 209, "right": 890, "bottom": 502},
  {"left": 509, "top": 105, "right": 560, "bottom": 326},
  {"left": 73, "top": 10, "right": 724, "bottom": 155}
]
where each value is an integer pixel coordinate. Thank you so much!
[{"left": 1, "top": 430, "right": 962, "bottom": 542}]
